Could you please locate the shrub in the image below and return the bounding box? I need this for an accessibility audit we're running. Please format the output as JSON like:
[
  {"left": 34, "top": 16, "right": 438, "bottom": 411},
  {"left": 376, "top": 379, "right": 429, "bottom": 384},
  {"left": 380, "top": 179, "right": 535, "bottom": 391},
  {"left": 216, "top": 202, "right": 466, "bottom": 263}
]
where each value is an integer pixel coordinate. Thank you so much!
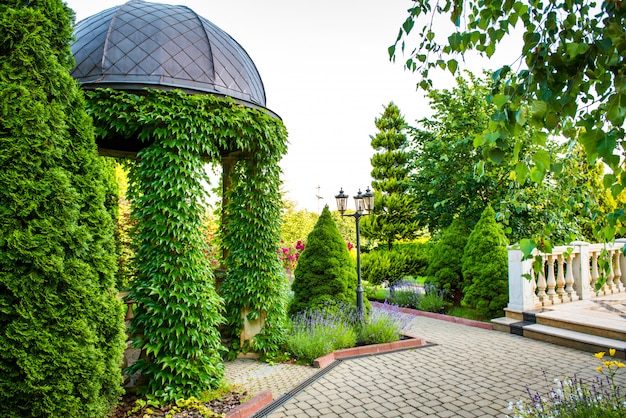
[
  {"left": 426, "top": 218, "right": 471, "bottom": 305},
  {"left": 290, "top": 206, "right": 358, "bottom": 315},
  {"left": 417, "top": 283, "right": 449, "bottom": 313},
  {"left": 462, "top": 205, "right": 509, "bottom": 319},
  {"left": 389, "top": 281, "right": 422, "bottom": 308},
  {"left": 285, "top": 303, "right": 411, "bottom": 364},
  {"left": 286, "top": 305, "right": 357, "bottom": 364},
  {"left": 0, "top": 2, "right": 125, "bottom": 416},
  {"left": 362, "top": 241, "right": 429, "bottom": 285},
  {"left": 357, "top": 303, "right": 410, "bottom": 345}
]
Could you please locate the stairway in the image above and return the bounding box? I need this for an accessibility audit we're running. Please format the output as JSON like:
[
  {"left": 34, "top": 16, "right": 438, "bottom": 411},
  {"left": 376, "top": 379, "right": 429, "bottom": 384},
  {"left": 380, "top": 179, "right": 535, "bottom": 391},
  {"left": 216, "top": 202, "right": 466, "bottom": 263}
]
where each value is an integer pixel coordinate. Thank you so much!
[{"left": 492, "top": 296, "right": 626, "bottom": 359}]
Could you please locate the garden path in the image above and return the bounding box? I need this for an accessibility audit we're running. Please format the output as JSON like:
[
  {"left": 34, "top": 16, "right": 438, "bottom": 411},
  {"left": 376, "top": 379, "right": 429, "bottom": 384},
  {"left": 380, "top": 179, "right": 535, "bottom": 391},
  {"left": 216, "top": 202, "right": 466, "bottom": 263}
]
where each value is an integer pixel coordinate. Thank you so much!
[{"left": 225, "top": 310, "right": 626, "bottom": 417}]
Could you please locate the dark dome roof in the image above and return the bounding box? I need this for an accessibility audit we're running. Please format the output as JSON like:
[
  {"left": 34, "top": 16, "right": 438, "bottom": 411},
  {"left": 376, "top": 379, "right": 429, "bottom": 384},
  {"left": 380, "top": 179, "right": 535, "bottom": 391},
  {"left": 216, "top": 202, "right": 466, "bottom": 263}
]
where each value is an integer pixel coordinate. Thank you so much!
[{"left": 70, "top": 0, "right": 268, "bottom": 111}]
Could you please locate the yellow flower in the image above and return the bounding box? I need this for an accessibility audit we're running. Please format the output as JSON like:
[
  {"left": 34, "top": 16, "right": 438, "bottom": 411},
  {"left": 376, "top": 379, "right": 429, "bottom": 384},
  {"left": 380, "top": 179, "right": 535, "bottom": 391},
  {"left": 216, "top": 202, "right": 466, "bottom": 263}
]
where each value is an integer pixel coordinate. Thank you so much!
[
  {"left": 595, "top": 352, "right": 605, "bottom": 359},
  {"left": 609, "top": 348, "right": 616, "bottom": 357},
  {"left": 596, "top": 366, "right": 604, "bottom": 373},
  {"left": 616, "top": 362, "right": 625, "bottom": 368}
]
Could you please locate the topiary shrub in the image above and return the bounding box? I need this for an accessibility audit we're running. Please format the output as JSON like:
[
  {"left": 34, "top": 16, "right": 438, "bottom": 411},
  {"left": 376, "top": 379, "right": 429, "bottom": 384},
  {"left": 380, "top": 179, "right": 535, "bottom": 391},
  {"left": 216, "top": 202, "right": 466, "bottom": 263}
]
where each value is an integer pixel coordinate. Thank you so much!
[
  {"left": 425, "top": 218, "right": 471, "bottom": 305},
  {"left": 290, "top": 206, "right": 357, "bottom": 315},
  {"left": 461, "top": 205, "right": 509, "bottom": 319},
  {"left": 0, "top": 2, "right": 125, "bottom": 416}
]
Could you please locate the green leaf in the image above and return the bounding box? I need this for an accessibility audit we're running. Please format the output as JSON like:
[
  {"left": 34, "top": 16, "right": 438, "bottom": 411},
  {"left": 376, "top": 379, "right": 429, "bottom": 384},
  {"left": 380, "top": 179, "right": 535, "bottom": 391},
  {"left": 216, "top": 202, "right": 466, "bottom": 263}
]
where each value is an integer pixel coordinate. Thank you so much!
[
  {"left": 515, "top": 161, "right": 529, "bottom": 183},
  {"left": 492, "top": 94, "right": 510, "bottom": 109},
  {"left": 402, "top": 16, "right": 415, "bottom": 35},
  {"left": 488, "top": 148, "right": 505, "bottom": 164},
  {"left": 606, "top": 93, "right": 625, "bottom": 126},
  {"left": 533, "top": 150, "right": 551, "bottom": 173},
  {"left": 520, "top": 239, "right": 535, "bottom": 259},
  {"left": 448, "top": 58, "right": 458, "bottom": 74}
]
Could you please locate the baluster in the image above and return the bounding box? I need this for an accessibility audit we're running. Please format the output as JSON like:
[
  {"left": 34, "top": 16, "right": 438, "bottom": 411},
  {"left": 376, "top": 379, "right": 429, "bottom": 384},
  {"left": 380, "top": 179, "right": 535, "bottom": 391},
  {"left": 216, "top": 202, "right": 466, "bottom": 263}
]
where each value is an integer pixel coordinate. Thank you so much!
[
  {"left": 613, "top": 250, "right": 624, "bottom": 292},
  {"left": 591, "top": 251, "right": 599, "bottom": 295},
  {"left": 536, "top": 255, "right": 547, "bottom": 305},
  {"left": 546, "top": 255, "right": 558, "bottom": 304},
  {"left": 564, "top": 253, "right": 578, "bottom": 301},
  {"left": 531, "top": 264, "right": 541, "bottom": 307},
  {"left": 605, "top": 250, "right": 615, "bottom": 294},
  {"left": 556, "top": 254, "right": 566, "bottom": 302}
]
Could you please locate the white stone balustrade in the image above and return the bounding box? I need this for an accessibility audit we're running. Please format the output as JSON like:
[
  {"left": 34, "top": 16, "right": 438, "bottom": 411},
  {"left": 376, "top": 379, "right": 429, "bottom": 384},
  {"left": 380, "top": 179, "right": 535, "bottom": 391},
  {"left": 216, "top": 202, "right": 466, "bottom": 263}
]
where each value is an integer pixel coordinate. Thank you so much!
[{"left": 507, "top": 240, "right": 626, "bottom": 312}]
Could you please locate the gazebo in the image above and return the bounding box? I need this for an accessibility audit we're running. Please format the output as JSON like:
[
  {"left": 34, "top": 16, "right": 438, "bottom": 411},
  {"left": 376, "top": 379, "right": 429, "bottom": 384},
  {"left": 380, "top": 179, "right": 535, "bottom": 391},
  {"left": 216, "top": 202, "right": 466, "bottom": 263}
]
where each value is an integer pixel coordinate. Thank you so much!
[{"left": 69, "top": 0, "right": 288, "bottom": 394}]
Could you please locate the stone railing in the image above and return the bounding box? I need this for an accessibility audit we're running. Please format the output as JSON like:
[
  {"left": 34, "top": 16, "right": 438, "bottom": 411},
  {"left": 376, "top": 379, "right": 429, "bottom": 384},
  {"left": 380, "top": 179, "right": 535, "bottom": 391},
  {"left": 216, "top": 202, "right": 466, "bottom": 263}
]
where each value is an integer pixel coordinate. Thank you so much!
[{"left": 507, "top": 239, "right": 626, "bottom": 312}]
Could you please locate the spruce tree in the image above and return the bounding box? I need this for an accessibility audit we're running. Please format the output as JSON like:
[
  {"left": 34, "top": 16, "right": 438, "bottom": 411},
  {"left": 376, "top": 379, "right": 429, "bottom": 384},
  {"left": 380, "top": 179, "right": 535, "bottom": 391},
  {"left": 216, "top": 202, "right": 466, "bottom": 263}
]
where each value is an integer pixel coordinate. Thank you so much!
[
  {"left": 0, "top": 2, "right": 125, "bottom": 416},
  {"left": 290, "top": 206, "right": 357, "bottom": 315},
  {"left": 426, "top": 218, "right": 471, "bottom": 305},
  {"left": 362, "top": 102, "right": 420, "bottom": 250},
  {"left": 461, "top": 206, "right": 509, "bottom": 319}
]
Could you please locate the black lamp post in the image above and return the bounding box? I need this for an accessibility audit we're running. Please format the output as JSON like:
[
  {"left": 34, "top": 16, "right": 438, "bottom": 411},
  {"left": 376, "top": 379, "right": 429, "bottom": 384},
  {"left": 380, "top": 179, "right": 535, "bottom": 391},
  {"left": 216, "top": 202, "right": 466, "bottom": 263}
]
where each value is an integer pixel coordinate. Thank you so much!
[{"left": 335, "top": 186, "right": 374, "bottom": 317}]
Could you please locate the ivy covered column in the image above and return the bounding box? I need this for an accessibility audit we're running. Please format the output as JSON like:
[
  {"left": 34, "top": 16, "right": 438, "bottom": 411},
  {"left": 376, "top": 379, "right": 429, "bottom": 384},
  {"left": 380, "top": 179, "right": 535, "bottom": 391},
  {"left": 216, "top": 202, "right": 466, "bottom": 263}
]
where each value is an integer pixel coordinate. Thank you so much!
[
  {"left": 220, "top": 148, "right": 288, "bottom": 359},
  {"left": 126, "top": 136, "right": 225, "bottom": 401}
]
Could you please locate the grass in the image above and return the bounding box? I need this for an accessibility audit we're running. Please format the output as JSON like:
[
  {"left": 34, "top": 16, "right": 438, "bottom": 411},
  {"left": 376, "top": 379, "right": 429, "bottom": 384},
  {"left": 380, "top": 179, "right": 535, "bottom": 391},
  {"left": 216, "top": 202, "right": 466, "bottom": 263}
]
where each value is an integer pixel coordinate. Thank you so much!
[{"left": 446, "top": 306, "right": 485, "bottom": 321}]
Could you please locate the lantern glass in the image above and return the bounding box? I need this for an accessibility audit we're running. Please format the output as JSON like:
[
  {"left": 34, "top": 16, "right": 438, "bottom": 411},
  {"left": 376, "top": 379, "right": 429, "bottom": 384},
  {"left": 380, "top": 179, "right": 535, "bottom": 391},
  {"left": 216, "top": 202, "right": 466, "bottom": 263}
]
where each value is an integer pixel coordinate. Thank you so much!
[
  {"left": 363, "top": 187, "right": 374, "bottom": 212},
  {"left": 353, "top": 189, "right": 365, "bottom": 213},
  {"left": 335, "top": 188, "right": 349, "bottom": 215}
]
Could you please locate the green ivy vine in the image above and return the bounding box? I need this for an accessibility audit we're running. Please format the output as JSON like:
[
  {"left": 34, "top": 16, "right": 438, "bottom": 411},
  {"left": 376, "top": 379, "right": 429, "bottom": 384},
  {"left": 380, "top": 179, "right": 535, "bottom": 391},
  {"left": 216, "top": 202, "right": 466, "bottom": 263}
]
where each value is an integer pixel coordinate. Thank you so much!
[{"left": 85, "top": 88, "right": 288, "bottom": 399}]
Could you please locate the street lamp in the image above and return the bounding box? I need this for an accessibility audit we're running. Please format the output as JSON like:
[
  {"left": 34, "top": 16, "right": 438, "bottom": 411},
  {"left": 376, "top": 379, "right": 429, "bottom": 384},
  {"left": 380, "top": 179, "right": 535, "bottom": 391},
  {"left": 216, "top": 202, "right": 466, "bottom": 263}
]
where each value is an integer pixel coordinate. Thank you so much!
[{"left": 335, "top": 186, "right": 374, "bottom": 316}]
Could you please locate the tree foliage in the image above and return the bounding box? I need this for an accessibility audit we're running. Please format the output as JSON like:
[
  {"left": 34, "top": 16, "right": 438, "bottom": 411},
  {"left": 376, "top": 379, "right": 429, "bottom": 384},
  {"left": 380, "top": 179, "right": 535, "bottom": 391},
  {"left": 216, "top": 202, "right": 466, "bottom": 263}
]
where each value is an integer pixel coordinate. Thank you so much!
[
  {"left": 362, "top": 102, "right": 420, "bottom": 249},
  {"left": 393, "top": 0, "right": 626, "bottom": 249},
  {"left": 410, "top": 72, "right": 612, "bottom": 245},
  {"left": 290, "top": 206, "right": 358, "bottom": 315},
  {"left": 280, "top": 197, "right": 318, "bottom": 245},
  {"left": 87, "top": 88, "right": 288, "bottom": 396},
  {"left": 410, "top": 73, "right": 513, "bottom": 232},
  {"left": 426, "top": 218, "right": 471, "bottom": 305},
  {"left": 0, "top": 1, "right": 125, "bottom": 416},
  {"left": 461, "top": 206, "right": 509, "bottom": 319}
]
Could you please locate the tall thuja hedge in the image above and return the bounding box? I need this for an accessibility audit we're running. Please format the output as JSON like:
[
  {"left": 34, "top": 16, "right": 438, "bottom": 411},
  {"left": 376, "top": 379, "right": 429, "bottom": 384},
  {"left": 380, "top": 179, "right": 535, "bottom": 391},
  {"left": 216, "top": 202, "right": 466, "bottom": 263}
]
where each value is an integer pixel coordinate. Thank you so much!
[
  {"left": 290, "top": 206, "right": 358, "bottom": 315},
  {"left": 426, "top": 218, "right": 471, "bottom": 305},
  {"left": 461, "top": 206, "right": 509, "bottom": 319},
  {"left": 0, "top": 1, "right": 125, "bottom": 417},
  {"left": 86, "top": 88, "right": 288, "bottom": 394}
]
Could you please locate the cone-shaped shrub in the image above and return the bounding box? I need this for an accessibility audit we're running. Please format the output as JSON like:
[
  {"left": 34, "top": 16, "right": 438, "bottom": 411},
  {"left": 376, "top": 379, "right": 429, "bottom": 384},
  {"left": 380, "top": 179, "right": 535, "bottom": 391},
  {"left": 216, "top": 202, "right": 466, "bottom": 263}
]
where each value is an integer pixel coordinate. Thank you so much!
[
  {"left": 461, "top": 206, "right": 509, "bottom": 319},
  {"left": 0, "top": 1, "right": 125, "bottom": 416},
  {"left": 426, "top": 218, "right": 471, "bottom": 305},
  {"left": 290, "top": 206, "right": 357, "bottom": 315}
]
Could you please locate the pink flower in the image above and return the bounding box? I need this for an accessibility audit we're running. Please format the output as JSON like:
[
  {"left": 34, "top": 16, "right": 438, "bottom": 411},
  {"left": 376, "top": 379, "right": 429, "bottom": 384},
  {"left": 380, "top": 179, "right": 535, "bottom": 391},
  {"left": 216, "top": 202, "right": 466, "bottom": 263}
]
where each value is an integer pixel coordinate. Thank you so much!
[{"left": 347, "top": 242, "right": 354, "bottom": 251}]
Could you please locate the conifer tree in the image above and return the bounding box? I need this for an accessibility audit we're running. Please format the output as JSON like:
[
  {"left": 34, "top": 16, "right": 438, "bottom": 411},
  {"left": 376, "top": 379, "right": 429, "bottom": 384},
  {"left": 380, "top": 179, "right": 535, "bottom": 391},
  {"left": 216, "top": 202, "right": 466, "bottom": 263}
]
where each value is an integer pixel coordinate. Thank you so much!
[
  {"left": 426, "top": 218, "right": 471, "bottom": 305},
  {"left": 362, "top": 102, "right": 419, "bottom": 250},
  {"left": 461, "top": 206, "right": 509, "bottom": 319},
  {"left": 290, "top": 206, "right": 357, "bottom": 315},
  {"left": 0, "top": 2, "right": 125, "bottom": 416}
]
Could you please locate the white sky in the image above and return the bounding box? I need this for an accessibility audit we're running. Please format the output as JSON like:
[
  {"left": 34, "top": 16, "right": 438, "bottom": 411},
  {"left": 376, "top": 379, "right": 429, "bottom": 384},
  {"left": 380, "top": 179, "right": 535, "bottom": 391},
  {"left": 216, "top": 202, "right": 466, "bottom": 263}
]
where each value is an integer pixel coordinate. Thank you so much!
[{"left": 65, "top": 0, "right": 518, "bottom": 212}]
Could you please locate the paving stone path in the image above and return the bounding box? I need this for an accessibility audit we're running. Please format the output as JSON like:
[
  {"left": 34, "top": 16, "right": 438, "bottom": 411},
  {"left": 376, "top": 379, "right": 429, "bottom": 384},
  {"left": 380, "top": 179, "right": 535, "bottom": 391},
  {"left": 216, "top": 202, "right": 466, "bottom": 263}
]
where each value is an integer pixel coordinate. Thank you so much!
[{"left": 225, "top": 313, "right": 626, "bottom": 417}]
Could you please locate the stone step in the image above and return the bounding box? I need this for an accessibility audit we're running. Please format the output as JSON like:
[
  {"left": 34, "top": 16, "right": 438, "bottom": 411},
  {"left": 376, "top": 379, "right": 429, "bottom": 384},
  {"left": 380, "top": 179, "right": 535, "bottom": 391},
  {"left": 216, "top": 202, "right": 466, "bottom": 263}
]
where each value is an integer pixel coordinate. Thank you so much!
[
  {"left": 524, "top": 324, "right": 626, "bottom": 359},
  {"left": 533, "top": 312, "right": 626, "bottom": 341},
  {"left": 492, "top": 317, "right": 626, "bottom": 359}
]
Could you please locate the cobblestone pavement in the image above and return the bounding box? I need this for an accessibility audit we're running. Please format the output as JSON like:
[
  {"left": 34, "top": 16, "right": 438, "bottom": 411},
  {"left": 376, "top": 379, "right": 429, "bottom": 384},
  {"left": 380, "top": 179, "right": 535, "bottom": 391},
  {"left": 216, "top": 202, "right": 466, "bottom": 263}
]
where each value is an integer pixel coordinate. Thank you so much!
[{"left": 226, "top": 312, "right": 626, "bottom": 417}]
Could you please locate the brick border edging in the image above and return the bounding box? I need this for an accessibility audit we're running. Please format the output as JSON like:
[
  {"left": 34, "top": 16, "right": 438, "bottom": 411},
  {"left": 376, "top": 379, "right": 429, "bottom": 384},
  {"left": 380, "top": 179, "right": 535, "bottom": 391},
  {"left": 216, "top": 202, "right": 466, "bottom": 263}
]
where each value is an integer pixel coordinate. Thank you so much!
[
  {"left": 313, "top": 334, "right": 430, "bottom": 368},
  {"left": 371, "top": 302, "right": 493, "bottom": 330},
  {"left": 225, "top": 390, "right": 272, "bottom": 418}
]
